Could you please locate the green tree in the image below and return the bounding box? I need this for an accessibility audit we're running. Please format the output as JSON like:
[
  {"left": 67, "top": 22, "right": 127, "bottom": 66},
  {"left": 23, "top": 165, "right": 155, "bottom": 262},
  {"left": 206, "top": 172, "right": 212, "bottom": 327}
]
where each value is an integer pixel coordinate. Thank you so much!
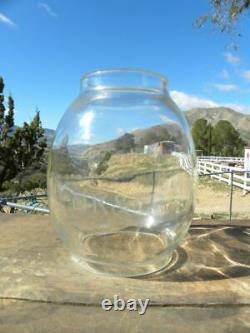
[
  {"left": 95, "top": 151, "right": 113, "bottom": 175},
  {"left": 212, "top": 120, "right": 245, "bottom": 156},
  {"left": 0, "top": 76, "right": 47, "bottom": 190},
  {"left": 115, "top": 133, "right": 135, "bottom": 153},
  {"left": 191, "top": 118, "right": 213, "bottom": 155},
  {"left": 0, "top": 77, "right": 5, "bottom": 129},
  {"left": 140, "top": 127, "right": 174, "bottom": 146},
  {"left": 29, "top": 110, "right": 47, "bottom": 163},
  {"left": 5, "top": 95, "right": 15, "bottom": 129},
  {"left": 0, "top": 77, "right": 16, "bottom": 189},
  {"left": 155, "top": 127, "right": 173, "bottom": 142},
  {"left": 13, "top": 111, "right": 47, "bottom": 172},
  {"left": 142, "top": 132, "right": 159, "bottom": 145}
]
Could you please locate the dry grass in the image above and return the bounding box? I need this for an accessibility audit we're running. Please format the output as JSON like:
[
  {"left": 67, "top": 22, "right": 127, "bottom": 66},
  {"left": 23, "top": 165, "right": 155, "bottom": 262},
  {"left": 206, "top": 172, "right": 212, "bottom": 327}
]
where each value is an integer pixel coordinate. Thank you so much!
[
  {"left": 101, "top": 153, "right": 178, "bottom": 178},
  {"left": 195, "top": 178, "right": 250, "bottom": 219}
]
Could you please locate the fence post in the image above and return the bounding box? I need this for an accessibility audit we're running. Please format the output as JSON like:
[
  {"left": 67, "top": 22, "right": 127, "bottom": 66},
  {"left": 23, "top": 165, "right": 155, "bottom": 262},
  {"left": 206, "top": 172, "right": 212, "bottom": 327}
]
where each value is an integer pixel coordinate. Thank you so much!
[
  {"left": 219, "top": 165, "right": 222, "bottom": 181},
  {"left": 229, "top": 170, "right": 234, "bottom": 221},
  {"left": 243, "top": 170, "right": 247, "bottom": 195},
  {"left": 201, "top": 161, "right": 204, "bottom": 174},
  {"left": 228, "top": 168, "right": 231, "bottom": 185},
  {"left": 210, "top": 163, "right": 213, "bottom": 180},
  {"left": 150, "top": 171, "right": 156, "bottom": 208}
]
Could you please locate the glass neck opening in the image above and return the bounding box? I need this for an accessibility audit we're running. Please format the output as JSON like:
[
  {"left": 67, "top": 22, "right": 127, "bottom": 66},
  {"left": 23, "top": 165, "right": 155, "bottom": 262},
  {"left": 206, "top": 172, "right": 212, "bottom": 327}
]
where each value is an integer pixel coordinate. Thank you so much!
[{"left": 80, "top": 68, "right": 168, "bottom": 93}]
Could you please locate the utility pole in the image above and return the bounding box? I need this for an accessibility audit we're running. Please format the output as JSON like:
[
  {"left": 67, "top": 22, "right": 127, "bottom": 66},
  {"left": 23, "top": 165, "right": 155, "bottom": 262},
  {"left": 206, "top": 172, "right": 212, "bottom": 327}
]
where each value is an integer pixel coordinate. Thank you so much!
[{"left": 208, "top": 122, "right": 212, "bottom": 155}]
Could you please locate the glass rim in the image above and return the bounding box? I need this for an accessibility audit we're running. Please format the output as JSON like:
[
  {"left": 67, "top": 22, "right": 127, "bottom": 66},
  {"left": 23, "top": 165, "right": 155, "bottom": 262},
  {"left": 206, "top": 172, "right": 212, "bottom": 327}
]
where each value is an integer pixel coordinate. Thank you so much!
[{"left": 80, "top": 68, "right": 168, "bottom": 92}]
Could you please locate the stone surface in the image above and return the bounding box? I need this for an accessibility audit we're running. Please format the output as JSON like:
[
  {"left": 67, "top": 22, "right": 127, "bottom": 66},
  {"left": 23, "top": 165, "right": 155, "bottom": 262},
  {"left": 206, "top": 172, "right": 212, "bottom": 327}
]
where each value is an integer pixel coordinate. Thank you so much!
[
  {"left": 0, "top": 300, "right": 249, "bottom": 333},
  {"left": 0, "top": 214, "right": 249, "bottom": 332}
]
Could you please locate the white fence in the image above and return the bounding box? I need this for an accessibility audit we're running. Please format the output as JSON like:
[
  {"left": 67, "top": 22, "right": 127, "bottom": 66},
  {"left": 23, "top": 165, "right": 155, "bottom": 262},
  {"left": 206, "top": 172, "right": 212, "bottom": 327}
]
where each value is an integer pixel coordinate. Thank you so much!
[
  {"left": 199, "top": 156, "right": 244, "bottom": 164},
  {"left": 198, "top": 159, "right": 250, "bottom": 193}
]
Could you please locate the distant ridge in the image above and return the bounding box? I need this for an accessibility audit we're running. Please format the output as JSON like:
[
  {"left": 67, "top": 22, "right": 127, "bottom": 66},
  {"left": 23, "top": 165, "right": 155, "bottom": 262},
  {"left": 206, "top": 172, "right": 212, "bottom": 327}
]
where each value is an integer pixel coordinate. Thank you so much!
[{"left": 43, "top": 107, "right": 250, "bottom": 146}]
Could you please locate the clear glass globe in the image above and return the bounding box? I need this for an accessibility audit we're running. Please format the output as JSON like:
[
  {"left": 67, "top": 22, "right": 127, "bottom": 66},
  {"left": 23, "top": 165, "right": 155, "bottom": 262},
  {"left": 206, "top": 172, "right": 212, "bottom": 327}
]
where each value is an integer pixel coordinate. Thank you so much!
[{"left": 48, "top": 68, "right": 196, "bottom": 277}]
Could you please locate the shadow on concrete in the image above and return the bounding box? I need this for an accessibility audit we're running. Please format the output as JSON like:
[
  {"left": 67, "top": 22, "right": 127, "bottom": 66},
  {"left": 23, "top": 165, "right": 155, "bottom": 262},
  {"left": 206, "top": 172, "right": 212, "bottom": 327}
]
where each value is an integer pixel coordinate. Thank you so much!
[{"left": 135, "top": 225, "right": 250, "bottom": 282}]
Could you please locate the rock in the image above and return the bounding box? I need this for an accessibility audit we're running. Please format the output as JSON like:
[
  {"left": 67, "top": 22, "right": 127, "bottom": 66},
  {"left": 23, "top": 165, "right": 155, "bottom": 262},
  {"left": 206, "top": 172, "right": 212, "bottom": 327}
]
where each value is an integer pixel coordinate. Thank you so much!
[{"left": 0, "top": 205, "right": 14, "bottom": 214}]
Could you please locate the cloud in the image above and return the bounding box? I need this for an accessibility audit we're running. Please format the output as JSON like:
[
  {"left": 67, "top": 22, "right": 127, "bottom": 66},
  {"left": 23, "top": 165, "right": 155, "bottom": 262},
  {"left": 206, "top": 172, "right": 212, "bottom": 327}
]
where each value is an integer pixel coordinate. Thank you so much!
[
  {"left": 0, "top": 12, "right": 16, "bottom": 26},
  {"left": 170, "top": 90, "right": 219, "bottom": 110},
  {"left": 170, "top": 89, "right": 250, "bottom": 114},
  {"left": 79, "top": 111, "right": 95, "bottom": 143},
  {"left": 224, "top": 52, "right": 240, "bottom": 65},
  {"left": 116, "top": 128, "right": 125, "bottom": 135},
  {"left": 38, "top": 2, "right": 57, "bottom": 17},
  {"left": 219, "top": 69, "right": 230, "bottom": 80},
  {"left": 241, "top": 70, "right": 250, "bottom": 83},
  {"left": 212, "top": 83, "right": 238, "bottom": 92}
]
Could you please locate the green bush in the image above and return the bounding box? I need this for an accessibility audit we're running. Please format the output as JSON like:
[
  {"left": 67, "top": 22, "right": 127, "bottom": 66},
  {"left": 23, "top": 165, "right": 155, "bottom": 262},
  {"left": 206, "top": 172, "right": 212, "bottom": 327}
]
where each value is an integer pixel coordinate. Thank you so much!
[
  {"left": 95, "top": 151, "right": 113, "bottom": 175},
  {"left": 2, "top": 178, "right": 22, "bottom": 194},
  {"left": 2, "top": 171, "right": 47, "bottom": 193},
  {"left": 20, "top": 172, "right": 47, "bottom": 191}
]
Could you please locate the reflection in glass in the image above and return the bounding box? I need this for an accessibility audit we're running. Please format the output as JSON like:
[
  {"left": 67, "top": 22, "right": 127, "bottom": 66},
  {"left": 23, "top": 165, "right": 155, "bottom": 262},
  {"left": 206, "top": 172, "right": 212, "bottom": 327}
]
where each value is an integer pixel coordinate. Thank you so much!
[{"left": 48, "top": 69, "right": 196, "bottom": 277}]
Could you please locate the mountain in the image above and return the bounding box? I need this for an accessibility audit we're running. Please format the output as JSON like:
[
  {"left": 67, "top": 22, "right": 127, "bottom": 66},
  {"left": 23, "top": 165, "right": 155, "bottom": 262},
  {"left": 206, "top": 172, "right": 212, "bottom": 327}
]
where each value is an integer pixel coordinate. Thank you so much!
[
  {"left": 44, "top": 107, "right": 250, "bottom": 147},
  {"left": 185, "top": 107, "right": 250, "bottom": 145}
]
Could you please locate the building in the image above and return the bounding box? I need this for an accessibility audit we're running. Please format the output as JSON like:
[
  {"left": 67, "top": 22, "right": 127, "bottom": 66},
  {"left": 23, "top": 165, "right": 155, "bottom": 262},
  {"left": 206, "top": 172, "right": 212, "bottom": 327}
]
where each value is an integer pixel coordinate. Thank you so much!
[{"left": 144, "top": 140, "right": 175, "bottom": 155}]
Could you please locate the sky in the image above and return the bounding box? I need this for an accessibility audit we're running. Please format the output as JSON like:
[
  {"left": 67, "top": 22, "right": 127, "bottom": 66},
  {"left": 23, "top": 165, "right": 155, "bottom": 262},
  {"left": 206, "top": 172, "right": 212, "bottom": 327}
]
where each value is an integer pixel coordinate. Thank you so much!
[{"left": 0, "top": 0, "right": 250, "bottom": 129}]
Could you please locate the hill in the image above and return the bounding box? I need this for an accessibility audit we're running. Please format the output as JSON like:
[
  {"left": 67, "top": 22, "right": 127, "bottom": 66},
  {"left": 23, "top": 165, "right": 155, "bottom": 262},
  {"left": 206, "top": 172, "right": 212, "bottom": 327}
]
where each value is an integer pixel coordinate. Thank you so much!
[
  {"left": 185, "top": 107, "right": 250, "bottom": 145},
  {"left": 44, "top": 107, "right": 250, "bottom": 146}
]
